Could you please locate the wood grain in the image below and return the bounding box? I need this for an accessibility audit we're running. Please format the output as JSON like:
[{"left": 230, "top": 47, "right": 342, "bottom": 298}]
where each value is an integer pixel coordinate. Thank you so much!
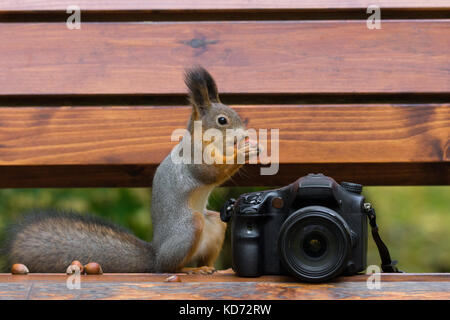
[
  {"left": 1, "top": 271, "right": 449, "bottom": 283},
  {"left": 1, "top": 1, "right": 449, "bottom": 11},
  {"left": 0, "top": 271, "right": 448, "bottom": 300},
  {"left": 0, "top": 21, "right": 449, "bottom": 95},
  {"left": 0, "top": 104, "right": 448, "bottom": 187},
  {"left": 1, "top": 105, "right": 448, "bottom": 164}
]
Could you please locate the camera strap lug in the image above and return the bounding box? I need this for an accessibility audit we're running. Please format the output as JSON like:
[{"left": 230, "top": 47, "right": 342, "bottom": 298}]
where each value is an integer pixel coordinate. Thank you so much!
[{"left": 364, "top": 203, "right": 402, "bottom": 273}]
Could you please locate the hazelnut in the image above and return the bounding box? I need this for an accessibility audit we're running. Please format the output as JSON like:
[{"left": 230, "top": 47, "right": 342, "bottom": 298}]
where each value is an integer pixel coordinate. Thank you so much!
[
  {"left": 66, "top": 264, "right": 82, "bottom": 275},
  {"left": 84, "top": 262, "right": 103, "bottom": 275},
  {"left": 70, "top": 260, "right": 84, "bottom": 273},
  {"left": 11, "top": 263, "right": 29, "bottom": 275}
]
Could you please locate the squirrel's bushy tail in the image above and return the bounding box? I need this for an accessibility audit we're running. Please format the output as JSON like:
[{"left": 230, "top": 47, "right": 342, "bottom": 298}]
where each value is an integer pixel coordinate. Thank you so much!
[{"left": 4, "top": 210, "right": 155, "bottom": 273}]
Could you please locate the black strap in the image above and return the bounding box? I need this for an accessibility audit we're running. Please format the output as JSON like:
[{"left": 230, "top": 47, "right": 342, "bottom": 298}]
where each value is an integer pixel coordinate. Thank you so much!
[{"left": 364, "top": 204, "right": 402, "bottom": 273}]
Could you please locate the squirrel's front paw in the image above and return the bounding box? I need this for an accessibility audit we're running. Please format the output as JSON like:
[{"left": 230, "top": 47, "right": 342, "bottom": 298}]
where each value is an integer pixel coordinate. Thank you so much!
[
  {"left": 181, "top": 266, "right": 216, "bottom": 275},
  {"left": 243, "top": 141, "right": 261, "bottom": 163},
  {"left": 237, "top": 138, "right": 260, "bottom": 157}
]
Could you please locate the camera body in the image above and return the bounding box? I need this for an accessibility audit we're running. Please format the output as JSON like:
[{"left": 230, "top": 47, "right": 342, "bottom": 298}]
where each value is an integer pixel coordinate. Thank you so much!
[{"left": 221, "top": 173, "right": 368, "bottom": 282}]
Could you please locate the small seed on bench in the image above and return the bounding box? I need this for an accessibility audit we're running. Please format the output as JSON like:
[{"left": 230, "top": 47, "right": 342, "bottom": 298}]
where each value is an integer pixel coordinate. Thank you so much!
[
  {"left": 165, "top": 275, "right": 181, "bottom": 282},
  {"left": 11, "top": 263, "right": 29, "bottom": 275},
  {"left": 84, "top": 262, "right": 103, "bottom": 275}
]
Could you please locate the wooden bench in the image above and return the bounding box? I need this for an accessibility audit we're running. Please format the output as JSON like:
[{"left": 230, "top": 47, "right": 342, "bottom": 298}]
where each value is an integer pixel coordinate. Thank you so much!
[
  {"left": 0, "top": 0, "right": 449, "bottom": 300},
  {"left": 1, "top": 271, "right": 449, "bottom": 300}
]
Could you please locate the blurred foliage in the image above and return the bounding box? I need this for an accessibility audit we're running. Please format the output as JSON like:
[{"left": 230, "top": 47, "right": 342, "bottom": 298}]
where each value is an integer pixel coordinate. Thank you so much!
[
  {"left": 0, "top": 186, "right": 448, "bottom": 273},
  {"left": 364, "top": 187, "right": 449, "bottom": 273}
]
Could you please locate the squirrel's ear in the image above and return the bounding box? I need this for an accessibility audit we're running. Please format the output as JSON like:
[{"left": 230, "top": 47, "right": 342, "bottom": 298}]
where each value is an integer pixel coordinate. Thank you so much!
[
  {"left": 184, "top": 66, "right": 220, "bottom": 117},
  {"left": 200, "top": 68, "right": 220, "bottom": 103}
]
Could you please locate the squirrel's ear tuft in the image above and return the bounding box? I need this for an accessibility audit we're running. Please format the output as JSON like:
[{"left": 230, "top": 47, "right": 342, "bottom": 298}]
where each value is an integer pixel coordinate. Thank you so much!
[
  {"left": 199, "top": 67, "right": 220, "bottom": 103},
  {"left": 184, "top": 66, "right": 220, "bottom": 117}
]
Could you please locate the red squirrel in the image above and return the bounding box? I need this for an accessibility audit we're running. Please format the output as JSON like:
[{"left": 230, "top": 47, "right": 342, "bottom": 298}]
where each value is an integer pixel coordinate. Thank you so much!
[{"left": 5, "top": 67, "right": 259, "bottom": 273}]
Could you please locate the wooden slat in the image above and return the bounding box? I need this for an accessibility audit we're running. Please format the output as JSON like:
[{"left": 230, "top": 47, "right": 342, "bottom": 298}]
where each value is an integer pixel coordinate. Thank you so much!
[
  {"left": 1, "top": 105, "right": 447, "bottom": 165},
  {"left": 0, "top": 163, "right": 447, "bottom": 188},
  {"left": 0, "top": 105, "right": 448, "bottom": 187},
  {"left": 0, "top": 21, "right": 449, "bottom": 95},
  {"left": 0, "top": 271, "right": 449, "bottom": 300},
  {"left": 1, "top": 1, "right": 449, "bottom": 11},
  {"left": 2, "top": 272, "right": 450, "bottom": 283}
]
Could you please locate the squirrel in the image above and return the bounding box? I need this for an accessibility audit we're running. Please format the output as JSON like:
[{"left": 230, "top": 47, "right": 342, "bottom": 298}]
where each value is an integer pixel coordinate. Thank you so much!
[{"left": 3, "top": 67, "right": 259, "bottom": 274}]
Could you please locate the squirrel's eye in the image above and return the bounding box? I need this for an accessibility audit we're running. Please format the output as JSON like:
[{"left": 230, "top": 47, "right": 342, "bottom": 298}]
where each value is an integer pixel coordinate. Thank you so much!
[{"left": 217, "top": 116, "right": 228, "bottom": 126}]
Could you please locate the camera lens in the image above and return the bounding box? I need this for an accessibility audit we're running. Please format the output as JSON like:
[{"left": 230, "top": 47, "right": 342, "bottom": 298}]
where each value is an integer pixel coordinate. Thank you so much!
[
  {"left": 278, "top": 206, "right": 352, "bottom": 282},
  {"left": 303, "top": 232, "right": 327, "bottom": 258}
]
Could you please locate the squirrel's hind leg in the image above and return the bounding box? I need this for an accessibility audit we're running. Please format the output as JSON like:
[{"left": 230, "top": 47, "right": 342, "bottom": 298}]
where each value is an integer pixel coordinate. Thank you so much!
[
  {"left": 155, "top": 211, "right": 205, "bottom": 272},
  {"left": 181, "top": 210, "right": 227, "bottom": 274}
]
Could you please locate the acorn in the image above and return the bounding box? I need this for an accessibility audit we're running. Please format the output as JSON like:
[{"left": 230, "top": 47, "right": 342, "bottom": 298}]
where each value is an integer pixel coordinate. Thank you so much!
[
  {"left": 84, "top": 262, "right": 103, "bottom": 275},
  {"left": 165, "top": 275, "right": 181, "bottom": 282},
  {"left": 11, "top": 263, "right": 29, "bottom": 275}
]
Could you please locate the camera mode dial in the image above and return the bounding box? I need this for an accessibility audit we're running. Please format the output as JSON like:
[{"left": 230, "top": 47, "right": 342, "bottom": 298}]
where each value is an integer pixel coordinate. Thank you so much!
[{"left": 242, "top": 192, "right": 264, "bottom": 205}]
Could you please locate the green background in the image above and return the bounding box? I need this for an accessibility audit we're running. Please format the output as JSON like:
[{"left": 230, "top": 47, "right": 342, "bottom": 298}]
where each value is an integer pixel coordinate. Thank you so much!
[{"left": 0, "top": 186, "right": 448, "bottom": 272}]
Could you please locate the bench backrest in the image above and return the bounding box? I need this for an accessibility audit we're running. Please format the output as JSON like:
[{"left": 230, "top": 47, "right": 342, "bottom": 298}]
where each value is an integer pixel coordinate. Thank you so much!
[{"left": 0, "top": 1, "right": 448, "bottom": 188}]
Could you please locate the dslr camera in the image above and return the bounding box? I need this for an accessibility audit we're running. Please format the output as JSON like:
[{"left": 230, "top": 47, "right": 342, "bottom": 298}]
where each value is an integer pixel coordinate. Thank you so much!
[{"left": 221, "top": 173, "right": 373, "bottom": 282}]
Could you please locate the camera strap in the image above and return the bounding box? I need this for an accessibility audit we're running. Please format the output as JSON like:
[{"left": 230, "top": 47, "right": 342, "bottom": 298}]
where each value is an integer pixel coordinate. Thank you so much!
[{"left": 365, "top": 204, "right": 402, "bottom": 273}]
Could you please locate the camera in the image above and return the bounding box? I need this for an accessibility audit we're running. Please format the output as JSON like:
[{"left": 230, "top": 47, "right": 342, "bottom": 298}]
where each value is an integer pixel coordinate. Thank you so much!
[{"left": 220, "top": 173, "right": 370, "bottom": 282}]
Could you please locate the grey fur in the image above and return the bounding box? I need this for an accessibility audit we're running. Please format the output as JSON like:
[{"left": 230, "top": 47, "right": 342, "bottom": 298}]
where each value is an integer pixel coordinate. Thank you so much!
[
  {"left": 4, "top": 210, "right": 155, "bottom": 272},
  {"left": 151, "top": 152, "right": 200, "bottom": 271}
]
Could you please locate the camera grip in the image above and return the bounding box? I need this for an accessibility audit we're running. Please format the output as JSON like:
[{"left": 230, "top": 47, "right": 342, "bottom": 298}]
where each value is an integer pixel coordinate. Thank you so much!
[{"left": 231, "top": 217, "right": 262, "bottom": 277}]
